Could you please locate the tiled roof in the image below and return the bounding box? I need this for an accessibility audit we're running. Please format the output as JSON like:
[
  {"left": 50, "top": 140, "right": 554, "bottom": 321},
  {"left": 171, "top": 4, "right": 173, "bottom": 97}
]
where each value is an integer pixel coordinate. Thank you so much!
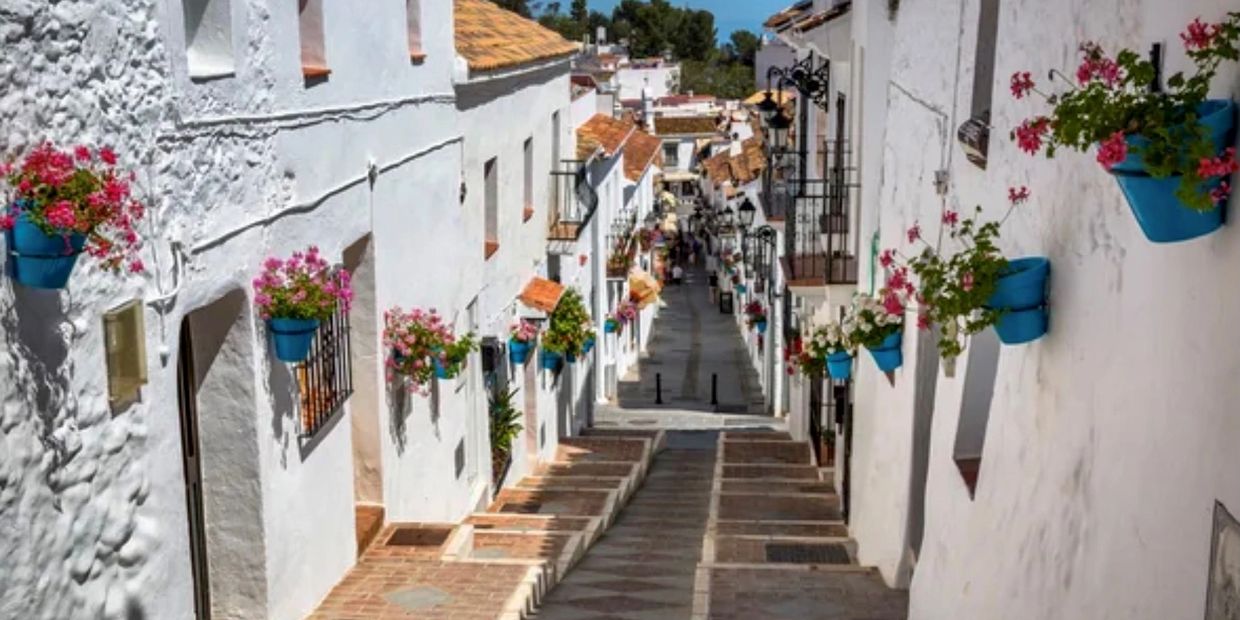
[
  {"left": 519, "top": 277, "right": 565, "bottom": 312},
  {"left": 790, "top": 1, "right": 851, "bottom": 33},
  {"left": 656, "top": 94, "right": 716, "bottom": 107},
  {"left": 702, "top": 151, "right": 733, "bottom": 185},
  {"left": 623, "top": 128, "right": 662, "bottom": 181},
  {"left": 764, "top": 0, "right": 813, "bottom": 29},
  {"left": 576, "top": 114, "right": 634, "bottom": 160},
  {"left": 455, "top": 0, "right": 579, "bottom": 72},
  {"left": 653, "top": 115, "right": 719, "bottom": 137}
]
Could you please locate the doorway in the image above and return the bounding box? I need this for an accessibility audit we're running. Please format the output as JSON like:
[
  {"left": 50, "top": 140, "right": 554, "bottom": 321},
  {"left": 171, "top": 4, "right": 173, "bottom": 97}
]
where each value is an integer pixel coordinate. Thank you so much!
[{"left": 176, "top": 320, "right": 210, "bottom": 619}]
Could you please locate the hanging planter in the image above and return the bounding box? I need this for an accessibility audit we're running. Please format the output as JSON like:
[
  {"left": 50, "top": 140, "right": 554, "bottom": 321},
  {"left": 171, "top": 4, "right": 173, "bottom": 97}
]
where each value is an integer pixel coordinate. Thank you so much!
[
  {"left": 582, "top": 335, "right": 595, "bottom": 354},
  {"left": 754, "top": 318, "right": 767, "bottom": 334},
  {"left": 509, "top": 320, "right": 538, "bottom": 365},
  {"left": 1009, "top": 16, "right": 1240, "bottom": 243},
  {"left": 826, "top": 351, "right": 853, "bottom": 380},
  {"left": 509, "top": 339, "right": 532, "bottom": 364},
  {"left": 986, "top": 256, "right": 1050, "bottom": 345},
  {"left": 539, "top": 348, "right": 563, "bottom": 370},
  {"left": 604, "top": 317, "right": 620, "bottom": 333},
  {"left": 866, "top": 331, "right": 903, "bottom": 372},
  {"left": 431, "top": 334, "right": 476, "bottom": 380},
  {"left": 269, "top": 318, "right": 320, "bottom": 363},
  {"left": 255, "top": 246, "right": 352, "bottom": 364},
  {"left": 1, "top": 144, "right": 148, "bottom": 289},
  {"left": 7, "top": 212, "right": 86, "bottom": 289},
  {"left": 383, "top": 306, "right": 469, "bottom": 396}
]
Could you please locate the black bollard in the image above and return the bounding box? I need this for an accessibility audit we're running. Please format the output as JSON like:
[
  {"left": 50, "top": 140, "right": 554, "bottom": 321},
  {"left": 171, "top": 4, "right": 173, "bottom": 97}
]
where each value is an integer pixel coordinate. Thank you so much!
[
  {"left": 711, "top": 373, "right": 718, "bottom": 405},
  {"left": 655, "top": 372, "right": 663, "bottom": 404}
]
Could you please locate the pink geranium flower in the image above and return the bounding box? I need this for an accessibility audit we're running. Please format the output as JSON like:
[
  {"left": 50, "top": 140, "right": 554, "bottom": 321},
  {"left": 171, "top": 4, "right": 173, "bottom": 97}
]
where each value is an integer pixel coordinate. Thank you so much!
[
  {"left": 1181, "top": 17, "right": 1219, "bottom": 51},
  {"left": 1014, "top": 117, "right": 1051, "bottom": 155},
  {"left": 1008, "top": 186, "right": 1031, "bottom": 205},
  {"left": 1009, "top": 71, "right": 1035, "bottom": 99},
  {"left": 1096, "top": 131, "right": 1128, "bottom": 171}
]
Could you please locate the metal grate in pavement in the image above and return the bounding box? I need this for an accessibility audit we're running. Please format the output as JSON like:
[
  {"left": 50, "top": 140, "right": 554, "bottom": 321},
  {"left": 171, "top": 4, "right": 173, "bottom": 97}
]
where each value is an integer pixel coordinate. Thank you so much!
[{"left": 765, "top": 543, "right": 851, "bottom": 565}]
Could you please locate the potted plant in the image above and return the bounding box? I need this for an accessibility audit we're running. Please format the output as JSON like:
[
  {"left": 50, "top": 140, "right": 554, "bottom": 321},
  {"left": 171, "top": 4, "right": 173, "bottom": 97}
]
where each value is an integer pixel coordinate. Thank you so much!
[
  {"left": 744, "top": 300, "right": 767, "bottom": 333},
  {"left": 433, "top": 332, "right": 478, "bottom": 380},
  {"left": 383, "top": 306, "right": 452, "bottom": 395},
  {"left": 848, "top": 290, "right": 905, "bottom": 373},
  {"left": 253, "top": 246, "right": 353, "bottom": 363},
  {"left": 604, "top": 313, "right": 621, "bottom": 334},
  {"left": 582, "top": 328, "right": 596, "bottom": 354},
  {"left": 616, "top": 299, "right": 638, "bottom": 326},
  {"left": 606, "top": 251, "right": 631, "bottom": 278},
  {"left": 509, "top": 319, "right": 538, "bottom": 365},
  {"left": 489, "top": 386, "right": 523, "bottom": 484},
  {"left": 0, "top": 143, "right": 147, "bottom": 288},
  {"left": 543, "top": 288, "right": 591, "bottom": 365},
  {"left": 886, "top": 189, "right": 1050, "bottom": 361},
  {"left": 808, "top": 321, "right": 854, "bottom": 380},
  {"left": 1009, "top": 13, "right": 1240, "bottom": 243}
]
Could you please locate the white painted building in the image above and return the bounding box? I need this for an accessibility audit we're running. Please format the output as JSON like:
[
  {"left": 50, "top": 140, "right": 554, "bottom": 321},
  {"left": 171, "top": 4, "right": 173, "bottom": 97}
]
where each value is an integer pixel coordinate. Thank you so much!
[
  {"left": 0, "top": 1, "right": 580, "bottom": 619},
  {"left": 755, "top": 36, "right": 799, "bottom": 91},
  {"left": 615, "top": 57, "right": 681, "bottom": 102},
  {"left": 770, "top": 0, "right": 1240, "bottom": 618}
]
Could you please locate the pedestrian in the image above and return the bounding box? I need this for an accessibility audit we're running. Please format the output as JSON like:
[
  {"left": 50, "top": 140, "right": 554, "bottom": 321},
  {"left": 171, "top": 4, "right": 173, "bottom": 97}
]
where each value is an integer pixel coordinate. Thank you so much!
[
  {"left": 708, "top": 269, "right": 719, "bottom": 302},
  {"left": 672, "top": 264, "right": 684, "bottom": 285}
]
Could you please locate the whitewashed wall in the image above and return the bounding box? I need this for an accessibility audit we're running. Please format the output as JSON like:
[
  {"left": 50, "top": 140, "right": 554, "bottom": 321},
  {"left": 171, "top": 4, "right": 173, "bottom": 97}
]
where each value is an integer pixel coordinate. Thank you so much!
[
  {"left": 616, "top": 64, "right": 680, "bottom": 101},
  {"left": 0, "top": 1, "right": 463, "bottom": 619},
  {"left": 845, "top": 1, "right": 1240, "bottom": 618}
]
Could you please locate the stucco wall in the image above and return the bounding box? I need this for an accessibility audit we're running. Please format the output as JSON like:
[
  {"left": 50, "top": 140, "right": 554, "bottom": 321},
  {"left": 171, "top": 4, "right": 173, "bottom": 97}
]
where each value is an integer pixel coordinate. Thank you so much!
[
  {"left": 0, "top": 0, "right": 462, "bottom": 618},
  {"left": 843, "top": 0, "right": 1240, "bottom": 618}
]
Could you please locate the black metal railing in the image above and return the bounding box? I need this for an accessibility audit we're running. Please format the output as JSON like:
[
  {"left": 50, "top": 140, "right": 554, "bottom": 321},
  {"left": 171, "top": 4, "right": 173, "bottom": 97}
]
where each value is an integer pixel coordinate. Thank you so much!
[
  {"left": 784, "top": 139, "right": 858, "bottom": 285},
  {"left": 297, "top": 305, "right": 354, "bottom": 438},
  {"left": 548, "top": 160, "right": 598, "bottom": 241}
]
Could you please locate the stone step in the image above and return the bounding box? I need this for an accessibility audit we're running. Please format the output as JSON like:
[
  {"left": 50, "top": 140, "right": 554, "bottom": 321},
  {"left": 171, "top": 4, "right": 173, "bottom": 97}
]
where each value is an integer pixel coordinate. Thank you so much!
[
  {"left": 722, "top": 464, "right": 820, "bottom": 479},
  {"left": 721, "top": 430, "right": 793, "bottom": 441},
  {"left": 711, "top": 535, "right": 858, "bottom": 566},
  {"left": 717, "top": 493, "right": 841, "bottom": 521},
  {"left": 536, "top": 461, "right": 639, "bottom": 479},
  {"left": 581, "top": 427, "right": 668, "bottom": 452},
  {"left": 354, "top": 503, "right": 385, "bottom": 558},
  {"left": 721, "top": 440, "right": 813, "bottom": 465},
  {"left": 719, "top": 479, "right": 834, "bottom": 494},
  {"left": 556, "top": 436, "right": 652, "bottom": 467},
  {"left": 713, "top": 520, "right": 849, "bottom": 538}
]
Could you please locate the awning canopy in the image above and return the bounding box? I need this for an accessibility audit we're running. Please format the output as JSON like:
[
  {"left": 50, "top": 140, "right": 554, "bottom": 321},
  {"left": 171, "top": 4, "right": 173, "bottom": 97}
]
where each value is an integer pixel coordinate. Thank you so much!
[{"left": 519, "top": 276, "right": 565, "bottom": 313}]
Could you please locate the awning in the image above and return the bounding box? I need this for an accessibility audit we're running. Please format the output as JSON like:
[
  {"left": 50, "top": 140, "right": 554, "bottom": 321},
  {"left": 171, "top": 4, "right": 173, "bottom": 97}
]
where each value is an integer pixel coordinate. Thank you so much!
[
  {"left": 519, "top": 276, "right": 565, "bottom": 313},
  {"left": 628, "top": 270, "right": 662, "bottom": 309}
]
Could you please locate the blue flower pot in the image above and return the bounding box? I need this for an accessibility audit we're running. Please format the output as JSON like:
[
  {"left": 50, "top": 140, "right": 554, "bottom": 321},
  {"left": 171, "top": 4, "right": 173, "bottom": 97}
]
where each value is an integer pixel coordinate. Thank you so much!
[
  {"left": 866, "top": 331, "right": 903, "bottom": 373},
  {"left": 566, "top": 351, "right": 577, "bottom": 363},
  {"left": 509, "top": 339, "right": 532, "bottom": 365},
  {"left": 736, "top": 283, "right": 747, "bottom": 294},
  {"left": 6, "top": 213, "right": 86, "bottom": 290},
  {"left": 1110, "top": 99, "right": 1235, "bottom": 243},
  {"left": 540, "top": 349, "right": 563, "bottom": 370},
  {"left": 604, "top": 320, "right": 619, "bottom": 334},
  {"left": 433, "top": 358, "right": 452, "bottom": 379},
  {"left": 582, "top": 337, "right": 595, "bottom": 354},
  {"left": 755, "top": 319, "right": 767, "bottom": 334},
  {"left": 268, "top": 317, "right": 319, "bottom": 363},
  {"left": 826, "top": 351, "right": 853, "bottom": 381},
  {"left": 986, "top": 256, "right": 1050, "bottom": 345}
]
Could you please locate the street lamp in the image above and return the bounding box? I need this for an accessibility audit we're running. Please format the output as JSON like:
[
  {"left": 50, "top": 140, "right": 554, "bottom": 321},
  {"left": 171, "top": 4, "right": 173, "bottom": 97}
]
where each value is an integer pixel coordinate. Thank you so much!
[
  {"left": 737, "top": 198, "right": 756, "bottom": 230},
  {"left": 720, "top": 206, "right": 734, "bottom": 229},
  {"left": 768, "top": 111, "right": 792, "bottom": 154},
  {"left": 756, "top": 91, "right": 780, "bottom": 124}
]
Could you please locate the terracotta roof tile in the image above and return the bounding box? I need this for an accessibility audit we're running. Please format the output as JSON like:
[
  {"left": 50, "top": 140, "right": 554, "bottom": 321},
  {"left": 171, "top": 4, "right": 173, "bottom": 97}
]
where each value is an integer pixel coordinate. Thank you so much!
[
  {"left": 576, "top": 114, "right": 634, "bottom": 160},
  {"left": 653, "top": 115, "right": 720, "bottom": 137},
  {"left": 703, "top": 151, "right": 733, "bottom": 185},
  {"left": 455, "top": 0, "right": 579, "bottom": 72},
  {"left": 764, "top": 0, "right": 812, "bottom": 29},
  {"left": 623, "top": 129, "right": 662, "bottom": 181},
  {"left": 743, "top": 90, "right": 797, "bottom": 106},
  {"left": 519, "top": 277, "right": 565, "bottom": 312},
  {"left": 791, "top": 1, "right": 851, "bottom": 33}
]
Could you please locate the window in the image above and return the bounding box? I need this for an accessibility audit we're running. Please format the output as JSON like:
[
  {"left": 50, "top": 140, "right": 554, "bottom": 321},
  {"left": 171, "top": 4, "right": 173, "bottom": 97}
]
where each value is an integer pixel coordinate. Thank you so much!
[
  {"left": 959, "top": 0, "right": 999, "bottom": 167},
  {"left": 406, "top": 0, "right": 424, "bottom": 61},
  {"left": 296, "top": 304, "right": 354, "bottom": 438},
  {"left": 182, "top": 0, "right": 234, "bottom": 79},
  {"left": 484, "top": 157, "right": 499, "bottom": 258},
  {"left": 663, "top": 143, "right": 679, "bottom": 168},
  {"left": 298, "top": 0, "right": 329, "bottom": 80},
  {"left": 523, "top": 137, "right": 534, "bottom": 221},
  {"left": 104, "top": 299, "right": 148, "bottom": 411},
  {"left": 952, "top": 328, "right": 1000, "bottom": 498}
]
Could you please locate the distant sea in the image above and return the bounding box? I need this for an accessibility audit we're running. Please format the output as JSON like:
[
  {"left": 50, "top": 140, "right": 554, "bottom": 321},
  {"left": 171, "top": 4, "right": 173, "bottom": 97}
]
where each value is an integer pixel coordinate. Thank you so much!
[{"left": 586, "top": 0, "right": 788, "bottom": 42}]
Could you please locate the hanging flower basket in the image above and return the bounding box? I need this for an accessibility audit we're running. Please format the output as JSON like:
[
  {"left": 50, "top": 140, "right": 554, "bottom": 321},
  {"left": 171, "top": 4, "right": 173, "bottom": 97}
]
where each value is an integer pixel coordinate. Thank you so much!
[
  {"left": 509, "top": 338, "right": 532, "bottom": 365},
  {"left": 582, "top": 335, "right": 595, "bottom": 354},
  {"left": 866, "top": 330, "right": 903, "bottom": 372},
  {"left": 540, "top": 349, "right": 563, "bottom": 370},
  {"left": 268, "top": 317, "right": 320, "bottom": 363},
  {"left": 604, "top": 317, "right": 620, "bottom": 333},
  {"left": 7, "top": 211, "right": 86, "bottom": 289},
  {"left": 826, "top": 351, "right": 853, "bottom": 380},
  {"left": 754, "top": 318, "right": 767, "bottom": 334},
  {"left": 1110, "top": 100, "right": 1235, "bottom": 242},
  {"left": 986, "top": 256, "right": 1051, "bottom": 345}
]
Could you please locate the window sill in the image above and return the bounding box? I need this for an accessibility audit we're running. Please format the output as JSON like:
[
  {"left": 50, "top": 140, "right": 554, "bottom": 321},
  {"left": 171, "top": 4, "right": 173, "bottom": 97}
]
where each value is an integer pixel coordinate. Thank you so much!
[
  {"left": 302, "top": 64, "right": 332, "bottom": 79},
  {"left": 484, "top": 240, "right": 500, "bottom": 260},
  {"left": 523, "top": 206, "right": 534, "bottom": 222}
]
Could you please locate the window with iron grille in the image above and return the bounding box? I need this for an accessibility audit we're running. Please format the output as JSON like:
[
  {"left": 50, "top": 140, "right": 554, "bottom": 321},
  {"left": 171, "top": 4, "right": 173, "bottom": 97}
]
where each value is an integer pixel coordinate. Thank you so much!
[{"left": 296, "top": 305, "right": 353, "bottom": 438}]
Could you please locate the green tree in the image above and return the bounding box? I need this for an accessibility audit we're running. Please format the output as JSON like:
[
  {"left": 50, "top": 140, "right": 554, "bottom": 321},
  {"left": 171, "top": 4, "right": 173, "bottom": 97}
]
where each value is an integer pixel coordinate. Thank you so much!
[
  {"left": 674, "top": 10, "right": 716, "bottom": 61},
  {"left": 495, "top": 0, "right": 532, "bottom": 17},
  {"left": 570, "top": 0, "right": 587, "bottom": 23},
  {"left": 729, "top": 30, "right": 761, "bottom": 66}
]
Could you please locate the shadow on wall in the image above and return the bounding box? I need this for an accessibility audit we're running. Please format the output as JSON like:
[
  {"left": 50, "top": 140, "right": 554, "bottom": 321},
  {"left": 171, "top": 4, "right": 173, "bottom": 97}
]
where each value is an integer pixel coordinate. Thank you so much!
[{"left": 3, "top": 286, "right": 78, "bottom": 494}]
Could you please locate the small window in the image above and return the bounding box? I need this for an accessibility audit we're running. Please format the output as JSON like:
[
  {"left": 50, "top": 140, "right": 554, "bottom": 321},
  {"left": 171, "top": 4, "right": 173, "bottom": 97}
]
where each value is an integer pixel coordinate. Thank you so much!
[
  {"left": 182, "top": 0, "right": 235, "bottom": 79},
  {"left": 406, "top": 0, "right": 424, "bottom": 61},
  {"left": 523, "top": 137, "right": 534, "bottom": 221},
  {"left": 104, "top": 299, "right": 148, "bottom": 411},
  {"left": 298, "top": 0, "right": 329, "bottom": 80},
  {"left": 663, "top": 143, "right": 679, "bottom": 168},
  {"left": 484, "top": 157, "right": 499, "bottom": 258},
  {"left": 952, "top": 328, "right": 1000, "bottom": 498}
]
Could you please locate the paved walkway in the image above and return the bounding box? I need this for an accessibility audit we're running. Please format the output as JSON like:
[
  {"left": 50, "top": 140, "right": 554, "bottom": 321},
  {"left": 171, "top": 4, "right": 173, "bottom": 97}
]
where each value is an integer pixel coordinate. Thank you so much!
[
  {"left": 531, "top": 432, "right": 717, "bottom": 619},
  {"left": 616, "top": 264, "right": 765, "bottom": 415}
]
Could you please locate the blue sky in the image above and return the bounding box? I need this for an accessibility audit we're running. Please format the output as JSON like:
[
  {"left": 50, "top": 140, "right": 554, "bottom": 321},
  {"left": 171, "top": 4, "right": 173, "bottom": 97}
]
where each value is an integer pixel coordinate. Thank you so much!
[{"left": 586, "top": 0, "right": 786, "bottom": 43}]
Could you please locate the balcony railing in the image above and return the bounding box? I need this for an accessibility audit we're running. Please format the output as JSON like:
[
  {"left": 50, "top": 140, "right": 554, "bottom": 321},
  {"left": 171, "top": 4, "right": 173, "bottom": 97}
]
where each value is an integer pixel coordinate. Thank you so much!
[
  {"left": 296, "top": 305, "right": 354, "bottom": 439},
  {"left": 548, "top": 160, "right": 598, "bottom": 242},
  {"left": 781, "top": 139, "right": 858, "bottom": 287}
]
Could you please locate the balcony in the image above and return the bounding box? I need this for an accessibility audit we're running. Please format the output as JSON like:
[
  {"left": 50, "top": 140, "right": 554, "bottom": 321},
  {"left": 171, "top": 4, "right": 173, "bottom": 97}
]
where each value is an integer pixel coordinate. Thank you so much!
[
  {"left": 547, "top": 160, "right": 598, "bottom": 249},
  {"left": 779, "top": 140, "right": 858, "bottom": 292}
]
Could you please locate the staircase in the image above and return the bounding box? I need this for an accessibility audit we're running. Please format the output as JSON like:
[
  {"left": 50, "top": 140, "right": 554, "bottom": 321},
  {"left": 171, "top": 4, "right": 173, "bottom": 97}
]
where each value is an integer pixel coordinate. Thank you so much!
[{"left": 694, "top": 431, "right": 908, "bottom": 619}]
